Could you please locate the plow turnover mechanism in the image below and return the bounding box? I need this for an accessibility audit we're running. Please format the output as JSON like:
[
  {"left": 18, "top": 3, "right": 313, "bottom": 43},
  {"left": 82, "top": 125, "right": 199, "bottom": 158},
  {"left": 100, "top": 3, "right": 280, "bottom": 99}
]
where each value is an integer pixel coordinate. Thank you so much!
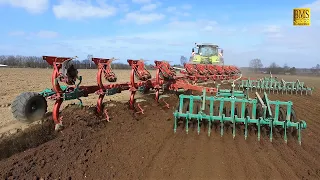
[{"left": 10, "top": 55, "right": 308, "bottom": 144}]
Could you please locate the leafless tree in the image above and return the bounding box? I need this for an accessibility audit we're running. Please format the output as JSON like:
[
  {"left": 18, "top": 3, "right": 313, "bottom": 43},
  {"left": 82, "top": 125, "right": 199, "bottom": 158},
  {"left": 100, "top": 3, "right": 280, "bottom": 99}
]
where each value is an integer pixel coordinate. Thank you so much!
[
  {"left": 249, "top": 58, "right": 263, "bottom": 73},
  {"left": 268, "top": 62, "right": 284, "bottom": 74}
]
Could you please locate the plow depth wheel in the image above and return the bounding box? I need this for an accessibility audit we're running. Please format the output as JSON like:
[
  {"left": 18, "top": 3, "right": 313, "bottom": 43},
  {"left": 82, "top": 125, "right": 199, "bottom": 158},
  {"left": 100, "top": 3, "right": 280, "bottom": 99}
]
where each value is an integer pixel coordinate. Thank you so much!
[{"left": 11, "top": 92, "right": 48, "bottom": 123}]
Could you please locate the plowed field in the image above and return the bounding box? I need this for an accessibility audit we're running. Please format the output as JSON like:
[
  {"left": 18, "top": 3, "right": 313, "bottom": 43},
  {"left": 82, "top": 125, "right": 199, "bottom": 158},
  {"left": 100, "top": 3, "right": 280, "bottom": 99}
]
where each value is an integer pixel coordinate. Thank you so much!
[{"left": 0, "top": 69, "right": 319, "bottom": 180}]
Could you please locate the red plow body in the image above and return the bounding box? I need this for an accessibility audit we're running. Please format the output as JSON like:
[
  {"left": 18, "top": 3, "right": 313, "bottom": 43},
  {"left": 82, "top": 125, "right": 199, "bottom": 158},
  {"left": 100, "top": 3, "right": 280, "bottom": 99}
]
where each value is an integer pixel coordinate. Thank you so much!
[{"left": 39, "top": 56, "right": 222, "bottom": 129}]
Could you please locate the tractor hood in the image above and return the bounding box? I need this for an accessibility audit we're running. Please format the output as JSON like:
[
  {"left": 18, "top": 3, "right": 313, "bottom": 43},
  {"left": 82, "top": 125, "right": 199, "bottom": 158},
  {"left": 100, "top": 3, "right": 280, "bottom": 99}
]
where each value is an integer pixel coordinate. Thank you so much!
[{"left": 192, "top": 54, "right": 220, "bottom": 64}]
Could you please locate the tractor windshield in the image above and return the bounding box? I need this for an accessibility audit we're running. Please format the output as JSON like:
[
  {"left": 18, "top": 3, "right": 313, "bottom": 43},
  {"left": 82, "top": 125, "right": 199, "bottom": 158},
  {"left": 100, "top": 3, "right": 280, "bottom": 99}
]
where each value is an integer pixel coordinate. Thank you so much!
[{"left": 198, "top": 46, "right": 218, "bottom": 57}]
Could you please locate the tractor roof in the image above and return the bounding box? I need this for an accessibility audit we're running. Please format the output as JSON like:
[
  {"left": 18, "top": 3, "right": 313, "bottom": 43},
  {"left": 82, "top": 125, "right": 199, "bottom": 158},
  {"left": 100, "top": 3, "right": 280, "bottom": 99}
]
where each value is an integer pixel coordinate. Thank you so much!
[{"left": 196, "top": 43, "right": 219, "bottom": 47}]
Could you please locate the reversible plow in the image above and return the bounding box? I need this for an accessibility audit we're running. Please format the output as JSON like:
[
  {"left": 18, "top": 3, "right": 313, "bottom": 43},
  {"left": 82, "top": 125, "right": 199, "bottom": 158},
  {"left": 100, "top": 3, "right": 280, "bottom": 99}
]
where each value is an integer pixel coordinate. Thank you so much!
[
  {"left": 238, "top": 76, "right": 314, "bottom": 95},
  {"left": 10, "top": 55, "right": 308, "bottom": 144},
  {"left": 173, "top": 89, "right": 307, "bottom": 145},
  {"left": 11, "top": 56, "right": 219, "bottom": 130}
]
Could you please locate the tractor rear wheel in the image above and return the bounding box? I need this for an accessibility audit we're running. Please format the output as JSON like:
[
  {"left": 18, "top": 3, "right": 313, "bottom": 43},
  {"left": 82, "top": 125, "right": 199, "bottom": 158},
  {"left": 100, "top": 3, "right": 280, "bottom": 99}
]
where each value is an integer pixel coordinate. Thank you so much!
[{"left": 11, "top": 92, "right": 47, "bottom": 123}]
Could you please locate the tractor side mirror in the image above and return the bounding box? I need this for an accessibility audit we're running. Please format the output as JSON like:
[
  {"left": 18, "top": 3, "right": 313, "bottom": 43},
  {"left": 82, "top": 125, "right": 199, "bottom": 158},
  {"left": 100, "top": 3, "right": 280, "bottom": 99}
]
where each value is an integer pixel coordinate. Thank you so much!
[{"left": 192, "top": 48, "right": 194, "bottom": 52}]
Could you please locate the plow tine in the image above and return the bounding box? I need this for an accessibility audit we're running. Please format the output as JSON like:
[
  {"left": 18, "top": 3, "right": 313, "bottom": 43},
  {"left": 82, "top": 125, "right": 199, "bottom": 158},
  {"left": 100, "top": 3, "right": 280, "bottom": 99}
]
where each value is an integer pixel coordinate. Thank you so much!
[
  {"left": 174, "top": 111, "right": 178, "bottom": 133},
  {"left": 208, "top": 120, "right": 211, "bottom": 136},
  {"left": 208, "top": 99, "right": 214, "bottom": 137},
  {"left": 197, "top": 115, "right": 201, "bottom": 135},
  {"left": 186, "top": 111, "right": 189, "bottom": 134},
  {"left": 284, "top": 121, "right": 288, "bottom": 144},
  {"left": 245, "top": 117, "right": 248, "bottom": 140},
  {"left": 298, "top": 122, "right": 302, "bottom": 145},
  {"left": 270, "top": 120, "right": 273, "bottom": 142},
  {"left": 257, "top": 119, "right": 261, "bottom": 141},
  {"left": 233, "top": 115, "right": 236, "bottom": 139},
  {"left": 220, "top": 114, "right": 225, "bottom": 137}
]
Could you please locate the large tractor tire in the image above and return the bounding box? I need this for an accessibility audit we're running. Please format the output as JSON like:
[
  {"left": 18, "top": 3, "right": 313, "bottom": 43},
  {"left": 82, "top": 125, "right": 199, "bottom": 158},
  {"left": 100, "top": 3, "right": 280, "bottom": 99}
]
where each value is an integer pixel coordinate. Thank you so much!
[{"left": 11, "top": 92, "right": 48, "bottom": 123}]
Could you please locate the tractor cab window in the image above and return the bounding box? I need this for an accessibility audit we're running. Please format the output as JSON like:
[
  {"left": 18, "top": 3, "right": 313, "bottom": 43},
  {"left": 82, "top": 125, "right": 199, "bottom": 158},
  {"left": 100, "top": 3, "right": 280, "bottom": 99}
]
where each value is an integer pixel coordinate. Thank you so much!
[{"left": 198, "top": 46, "right": 218, "bottom": 57}]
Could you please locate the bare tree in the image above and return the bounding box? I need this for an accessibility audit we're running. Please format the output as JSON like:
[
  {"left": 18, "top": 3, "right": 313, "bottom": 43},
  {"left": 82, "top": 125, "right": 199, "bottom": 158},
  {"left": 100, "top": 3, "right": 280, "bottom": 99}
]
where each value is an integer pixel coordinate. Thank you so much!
[
  {"left": 311, "top": 64, "right": 320, "bottom": 75},
  {"left": 249, "top": 58, "right": 263, "bottom": 73},
  {"left": 283, "top": 63, "right": 290, "bottom": 73},
  {"left": 268, "top": 62, "right": 284, "bottom": 74},
  {"left": 289, "top": 67, "right": 297, "bottom": 75}
]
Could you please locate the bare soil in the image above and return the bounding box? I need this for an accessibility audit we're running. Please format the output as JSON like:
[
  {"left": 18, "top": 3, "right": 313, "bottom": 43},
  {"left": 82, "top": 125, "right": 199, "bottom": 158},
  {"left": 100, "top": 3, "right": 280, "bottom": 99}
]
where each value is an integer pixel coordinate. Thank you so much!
[
  {"left": 0, "top": 69, "right": 320, "bottom": 180},
  {"left": 0, "top": 91, "right": 320, "bottom": 179}
]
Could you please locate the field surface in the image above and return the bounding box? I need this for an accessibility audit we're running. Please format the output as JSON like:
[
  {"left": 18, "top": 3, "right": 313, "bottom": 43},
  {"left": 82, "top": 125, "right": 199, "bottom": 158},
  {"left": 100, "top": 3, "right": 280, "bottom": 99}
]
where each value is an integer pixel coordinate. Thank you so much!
[{"left": 0, "top": 68, "right": 320, "bottom": 180}]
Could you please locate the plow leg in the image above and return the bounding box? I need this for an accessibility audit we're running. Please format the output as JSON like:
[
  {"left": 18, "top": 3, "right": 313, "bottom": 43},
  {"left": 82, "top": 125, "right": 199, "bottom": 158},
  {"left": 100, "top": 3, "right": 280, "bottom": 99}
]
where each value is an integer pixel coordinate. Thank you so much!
[
  {"left": 53, "top": 98, "right": 63, "bottom": 130},
  {"left": 96, "top": 94, "right": 105, "bottom": 114},
  {"left": 129, "top": 91, "right": 136, "bottom": 109},
  {"left": 155, "top": 88, "right": 160, "bottom": 103}
]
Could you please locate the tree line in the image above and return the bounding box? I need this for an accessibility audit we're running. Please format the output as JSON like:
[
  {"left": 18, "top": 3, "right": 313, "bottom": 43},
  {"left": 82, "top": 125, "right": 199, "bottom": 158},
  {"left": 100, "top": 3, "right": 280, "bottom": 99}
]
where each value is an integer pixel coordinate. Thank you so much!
[
  {"left": 1, "top": 55, "right": 318, "bottom": 76},
  {"left": 249, "top": 58, "right": 320, "bottom": 75},
  {"left": 0, "top": 55, "right": 183, "bottom": 69},
  {"left": 0, "top": 55, "right": 144, "bottom": 69}
]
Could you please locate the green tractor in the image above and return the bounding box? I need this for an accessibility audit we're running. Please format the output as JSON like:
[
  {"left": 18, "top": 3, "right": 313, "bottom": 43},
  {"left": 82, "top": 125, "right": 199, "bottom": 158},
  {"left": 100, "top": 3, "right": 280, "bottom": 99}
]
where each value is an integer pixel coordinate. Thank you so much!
[{"left": 190, "top": 43, "right": 224, "bottom": 65}]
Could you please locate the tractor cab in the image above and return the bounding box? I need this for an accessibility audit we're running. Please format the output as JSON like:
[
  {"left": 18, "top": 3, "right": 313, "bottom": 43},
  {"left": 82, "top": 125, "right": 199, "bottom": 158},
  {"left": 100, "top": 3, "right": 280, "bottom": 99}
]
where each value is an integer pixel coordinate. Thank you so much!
[
  {"left": 191, "top": 43, "right": 224, "bottom": 65},
  {"left": 193, "top": 44, "right": 218, "bottom": 57}
]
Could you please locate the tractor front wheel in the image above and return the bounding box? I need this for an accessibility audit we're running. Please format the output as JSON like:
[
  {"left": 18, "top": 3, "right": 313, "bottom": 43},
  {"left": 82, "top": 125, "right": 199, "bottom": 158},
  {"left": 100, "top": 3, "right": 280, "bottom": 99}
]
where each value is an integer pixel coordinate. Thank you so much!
[{"left": 11, "top": 92, "right": 48, "bottom": 123}]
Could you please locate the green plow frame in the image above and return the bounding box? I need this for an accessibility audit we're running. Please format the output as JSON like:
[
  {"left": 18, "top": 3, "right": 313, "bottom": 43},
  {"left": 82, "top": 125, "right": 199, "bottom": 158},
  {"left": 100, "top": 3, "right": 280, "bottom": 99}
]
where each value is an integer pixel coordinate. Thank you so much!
[
  {"left": 238, "top": 77, "right": 313, "bottom": 95},
  {"left": 173, "top": 90, "right": 307, "bottom": 145},
  {"left": 39, "top": 77, "right": 85, "bottom": 106},
  {"left": 38, "top": 77, "right": 120, "bottom": 106}
]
